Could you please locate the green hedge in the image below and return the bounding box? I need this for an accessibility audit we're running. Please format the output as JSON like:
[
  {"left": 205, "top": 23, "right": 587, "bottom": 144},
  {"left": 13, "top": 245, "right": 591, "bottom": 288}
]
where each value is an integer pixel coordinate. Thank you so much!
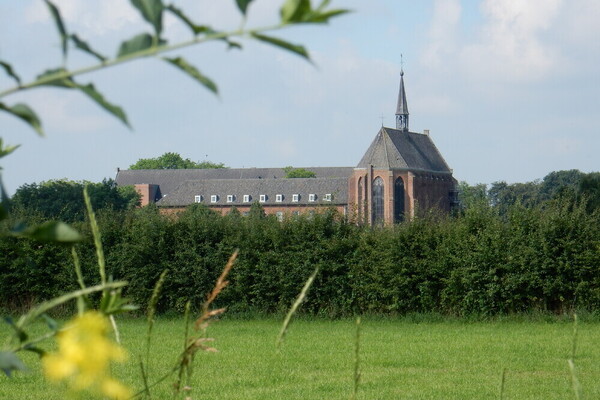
[{"left": 2, "top": 199, "right": 599, "bottom": 316}]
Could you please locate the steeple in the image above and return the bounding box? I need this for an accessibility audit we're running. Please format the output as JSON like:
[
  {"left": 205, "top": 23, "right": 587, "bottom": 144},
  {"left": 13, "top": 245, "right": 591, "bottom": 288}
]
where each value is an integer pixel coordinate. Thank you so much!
[{"left": 395, "top": 60, "right": 409, "bottom": 131}]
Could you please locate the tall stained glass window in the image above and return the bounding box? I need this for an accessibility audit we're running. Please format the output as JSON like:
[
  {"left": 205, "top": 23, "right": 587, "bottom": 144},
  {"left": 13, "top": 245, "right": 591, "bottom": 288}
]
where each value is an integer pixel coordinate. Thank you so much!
[
  {"left": 394, "top": 177, "right": 405, "bottom": 223},
  {"left": 372, "top": 177, "right": 384, "bottom": 225},
  {"left": 357, "top": 177, "right": 363, "bottom": 223}
]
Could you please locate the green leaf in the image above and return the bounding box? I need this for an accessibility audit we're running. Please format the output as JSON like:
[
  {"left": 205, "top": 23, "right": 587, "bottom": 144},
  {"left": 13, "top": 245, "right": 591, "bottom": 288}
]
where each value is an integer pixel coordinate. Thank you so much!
[
  {"left": 165, "top": 5, "right": 211, "bottom": 35},
  {"left": 35, "top": 70, "right": 129, "bottom": 128},
  {"left": 23, "top": 345, "right": 46, "bottom": 358},
  {"left": 0, "top": 60, "right": 21, "bottom": 85},
  {"left": 41, "top": 314, "right": 59, "bottom": 331},
  {"left": 70, "top": 34, "right": 106, "bottom": 62},
  {"left": 235, "top": 0, "right": 254, "bottom": 15},
  {"left": 3, "top": 317, "right": 28, "bottom": 342},
  {"left": 15, "top": 221, "right": 82, "bottom": 243},
  {"left": 36, "top": 68, "right": 75, "bottom": 88},
  {"left": 77, "top": 83, "right": 130, "bottom": 127},
  {"left": 0, "top": 352, "right": 27, "bottom": 377},
  {"left": 226, "top": 39, "right": 242, "bottom": 50},
  {"left": 0, "top": 102, "right": 44, "bottom": 136},
  {"left": 44, "top": 0, "right": 68, "bottom": 59},
  {"left": 130, "top": 0, "right": 164, "bottom": 37},
  {"left": 0, "top": 138, "right": 20, "bottom": 159},
  {"left": 304, "top": 8, "right": 350, "bottom": 23},
  {"left": 280, "top": 0, "right": 310, "bottom": 23},
  {"left": 315, "top": 0, "right": 331, "bottom": 11},
  {"left": 280, "top": 0, "right": 349, "bottom": 24},
  {"left": 163, "top": 57, "right": 218, "bottom": 95},
  {"left": 251, "top": 33, "right": 310, "bottom": 61},
  {"left": 117, "top": 33, "right": 158, "bottom": 57}
]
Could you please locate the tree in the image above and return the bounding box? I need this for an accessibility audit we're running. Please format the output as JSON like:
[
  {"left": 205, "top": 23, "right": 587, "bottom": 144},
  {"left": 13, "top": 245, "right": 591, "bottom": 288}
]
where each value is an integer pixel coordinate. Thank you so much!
[
  {"left": 579, "top": 172, "right": 600, "bottom": 212},
  {"left": 129, "top": 152, "right": 225, "bottom": 170},
  {"left": 488, "top": 180, "right": 540, "bottom": 214},
  {"left": 457, "top": 181, "right": 488, "bottom": 210},
  {"left": 539, "top": 170, "right": 583, "bottom": 201},
  {"left": 283, "top": 166, "right": 316, "bottom": 178},
  {"left": 11, "top": 179, "right": 139, "bottom": 223}
]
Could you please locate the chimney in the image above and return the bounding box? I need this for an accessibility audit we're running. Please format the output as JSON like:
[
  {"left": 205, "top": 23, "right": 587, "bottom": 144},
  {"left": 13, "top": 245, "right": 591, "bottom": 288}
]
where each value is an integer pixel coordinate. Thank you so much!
[{"left": 423, "top": 129, "right": 430, "bottom": 136}]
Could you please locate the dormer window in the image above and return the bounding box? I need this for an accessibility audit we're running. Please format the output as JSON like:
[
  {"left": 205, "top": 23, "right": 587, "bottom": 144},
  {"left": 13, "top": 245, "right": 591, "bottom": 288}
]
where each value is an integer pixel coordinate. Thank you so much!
[
  {"left": 227, "top": 195, "right": 235, "bottom": 203},
  {"left": 324, "top": 193, "right": 332, "bottom": 201},
  {"left": 276, "top": 194, "right": 283, "bottom": 202},
  {"left": 210, "top": 195, "right": 218, "bottom": 203},
  {"left": 292, "top": 194, "right": 299, "bottom": 202},
  {"left": 308, "top": 193, "right": 317, "bottom": 202},
  {"left": 194, "top": 195, "right": 203, "bottom": 203},
  {"left": 259, "top": 194, "right": 267, "bottom": 203},
  {"left": 243, "top": 194, "right": 251, "bottom": 203}
]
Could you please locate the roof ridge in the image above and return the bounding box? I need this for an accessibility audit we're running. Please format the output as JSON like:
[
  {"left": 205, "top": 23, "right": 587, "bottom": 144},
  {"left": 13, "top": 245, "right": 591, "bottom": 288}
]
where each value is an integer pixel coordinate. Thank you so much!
[{"left": 382, "top": 128, "right": 391, "bottom": 168}]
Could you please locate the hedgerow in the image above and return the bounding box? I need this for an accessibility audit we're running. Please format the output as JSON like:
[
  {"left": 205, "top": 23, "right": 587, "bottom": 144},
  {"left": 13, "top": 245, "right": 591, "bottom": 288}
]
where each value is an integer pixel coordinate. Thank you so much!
[{"left": 2, "top": 197, "right": 599, "bottom": 317}]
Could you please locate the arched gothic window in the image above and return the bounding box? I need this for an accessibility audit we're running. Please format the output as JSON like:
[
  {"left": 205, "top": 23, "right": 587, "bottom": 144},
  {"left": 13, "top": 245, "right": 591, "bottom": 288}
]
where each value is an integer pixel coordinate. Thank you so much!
[
  {"left": 372, "top": 177, "right": 384, "bottom": 225},
  {"left": 394, "top": 177, "right": 405, "bottom": 223},
  {"left": 357, "top": 177, "right": 363, "bottom": 223}
]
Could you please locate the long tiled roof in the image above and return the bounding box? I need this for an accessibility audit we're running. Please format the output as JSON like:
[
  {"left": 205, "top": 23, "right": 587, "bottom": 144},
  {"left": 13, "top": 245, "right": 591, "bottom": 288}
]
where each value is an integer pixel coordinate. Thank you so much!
[
  {"left": 115, "top": 167, "right": 353, "bottom": 197},
  {"left": 156, "top": 178, "right": 348, "bottom": 207},
  {"left": 356, "top": 127, "right": 452, "bottom": 173}
]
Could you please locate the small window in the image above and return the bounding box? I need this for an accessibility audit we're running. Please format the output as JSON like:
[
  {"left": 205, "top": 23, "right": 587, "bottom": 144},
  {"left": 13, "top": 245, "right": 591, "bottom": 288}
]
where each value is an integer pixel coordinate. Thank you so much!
[
  {"left": 308, "top": 193, "right": 317, "bottom": 202},
  {"left": 292, "top": 211, "right": 300, "bottom": 216},
  {"left": 227, "top": 195, "right": 235, "bottom": 203},
  {"left": 292, "top": 194, "right": 299, "bottom": 202},
  {"left": 276, "top": 194, "right": 283, "bottom": 202},
  {"left": 242, "top": 211, "right": 249, "bottom": 216},
  {"left": 259, "top": 194, "right": 267, "bottom": 203},
  {"left": 243, "top": 194, "right": 251, "bottom": 203},
  {"left": 324, "top": 193, "right": 332, "bottom": 201},
  {"left": 194, "top": 195, "right": 202, "bottom": 203},
  {"left": 276, "top": 211, "right": 284, "bottom": 221},
  {"left": 210, "top": 195, "right": 218, "bottom": 203}
]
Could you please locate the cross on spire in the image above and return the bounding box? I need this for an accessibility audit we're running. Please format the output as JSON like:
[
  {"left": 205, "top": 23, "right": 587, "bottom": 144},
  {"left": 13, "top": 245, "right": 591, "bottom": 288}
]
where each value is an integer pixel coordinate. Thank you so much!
[{"left": 400, "top": 53, "right": 404, "bottom": 75}]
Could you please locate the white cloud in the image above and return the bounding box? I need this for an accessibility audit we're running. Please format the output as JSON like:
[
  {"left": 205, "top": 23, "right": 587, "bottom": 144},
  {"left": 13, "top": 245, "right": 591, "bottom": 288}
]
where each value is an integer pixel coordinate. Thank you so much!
[
  {"left": 269, "top": 137, "right": 298, "bottom": 160},
  {"left": 460, "top": 0, "right": 563, "bottom": 81},
  {"left": 29, "top": 91, "right": 112, "bottom": 134},
  {"left": 421, "top": 0, "right": 570, "bottom": 83},
  {"left": 26, "top": 0, "right": 143, "bottom": 35},
  {"left": 421, "top": 0, "right": 462, "bottom": 68}
]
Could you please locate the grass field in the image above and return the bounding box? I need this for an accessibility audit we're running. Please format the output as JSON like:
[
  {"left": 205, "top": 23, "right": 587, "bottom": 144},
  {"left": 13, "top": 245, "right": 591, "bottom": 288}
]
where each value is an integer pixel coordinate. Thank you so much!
[{"left": 2, "top": 317, "right": 600, "bottom": 399}]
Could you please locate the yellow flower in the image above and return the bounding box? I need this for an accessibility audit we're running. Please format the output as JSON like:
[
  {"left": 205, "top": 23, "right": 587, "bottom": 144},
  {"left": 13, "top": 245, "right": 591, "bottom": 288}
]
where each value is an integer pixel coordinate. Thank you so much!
[{"left": 43, "top": 311, "right": 131, "bottom": 399}]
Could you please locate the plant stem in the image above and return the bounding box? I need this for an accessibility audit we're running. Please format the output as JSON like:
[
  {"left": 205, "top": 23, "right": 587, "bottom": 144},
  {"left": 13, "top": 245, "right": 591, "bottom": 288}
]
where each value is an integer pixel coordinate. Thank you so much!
[{"left": 0, "top": 24, "right": 283, "bottom": 99}]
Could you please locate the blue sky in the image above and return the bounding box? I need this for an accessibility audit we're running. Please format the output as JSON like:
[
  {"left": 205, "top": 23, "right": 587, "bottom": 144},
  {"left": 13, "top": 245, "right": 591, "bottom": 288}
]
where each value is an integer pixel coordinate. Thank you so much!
[{"left": 1, "top": 0, "right": 599, "bottom": 194}]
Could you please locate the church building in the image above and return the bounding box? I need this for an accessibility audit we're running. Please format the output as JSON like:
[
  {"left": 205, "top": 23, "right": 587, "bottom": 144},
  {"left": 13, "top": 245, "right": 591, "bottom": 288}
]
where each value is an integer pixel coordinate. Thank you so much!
[{"left": 115, "top": 70, "right": 458, "bottom": 225}]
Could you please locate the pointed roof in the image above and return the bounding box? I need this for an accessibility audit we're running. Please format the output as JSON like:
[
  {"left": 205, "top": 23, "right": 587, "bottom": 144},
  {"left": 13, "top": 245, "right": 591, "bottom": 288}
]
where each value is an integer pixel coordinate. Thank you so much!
[
  {"left": 356, "top": 127, "right": 452, "bottom": 173},
  {"left": 395, "top": 70, "right": 409, "bottom": 116}
]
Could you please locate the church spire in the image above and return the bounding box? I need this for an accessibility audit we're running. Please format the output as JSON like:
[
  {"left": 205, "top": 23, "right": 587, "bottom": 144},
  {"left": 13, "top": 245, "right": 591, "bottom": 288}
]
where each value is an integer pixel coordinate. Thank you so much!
[{"left": 395, "top": 57, "right": 409, "bottom": 131}]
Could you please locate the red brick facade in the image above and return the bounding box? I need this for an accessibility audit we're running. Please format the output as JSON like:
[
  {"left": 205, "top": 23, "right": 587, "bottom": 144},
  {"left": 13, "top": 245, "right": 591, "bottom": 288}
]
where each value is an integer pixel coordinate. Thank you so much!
[{"left": 349, "top": 168, "right": 455, "bottom": 225}]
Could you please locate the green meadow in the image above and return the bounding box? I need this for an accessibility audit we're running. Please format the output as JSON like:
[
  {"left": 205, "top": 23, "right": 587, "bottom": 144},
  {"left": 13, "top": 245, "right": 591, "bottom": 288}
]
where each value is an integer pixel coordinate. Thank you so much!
[{"left": 3, "top": 317, "right": 600, "bottom": 399}]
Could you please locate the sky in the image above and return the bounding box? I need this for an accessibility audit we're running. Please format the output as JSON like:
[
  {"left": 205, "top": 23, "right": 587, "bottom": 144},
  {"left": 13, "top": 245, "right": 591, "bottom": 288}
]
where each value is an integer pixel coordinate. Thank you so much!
[{"left": 1, "top": 0, "right": 599, "bottom": 194}]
